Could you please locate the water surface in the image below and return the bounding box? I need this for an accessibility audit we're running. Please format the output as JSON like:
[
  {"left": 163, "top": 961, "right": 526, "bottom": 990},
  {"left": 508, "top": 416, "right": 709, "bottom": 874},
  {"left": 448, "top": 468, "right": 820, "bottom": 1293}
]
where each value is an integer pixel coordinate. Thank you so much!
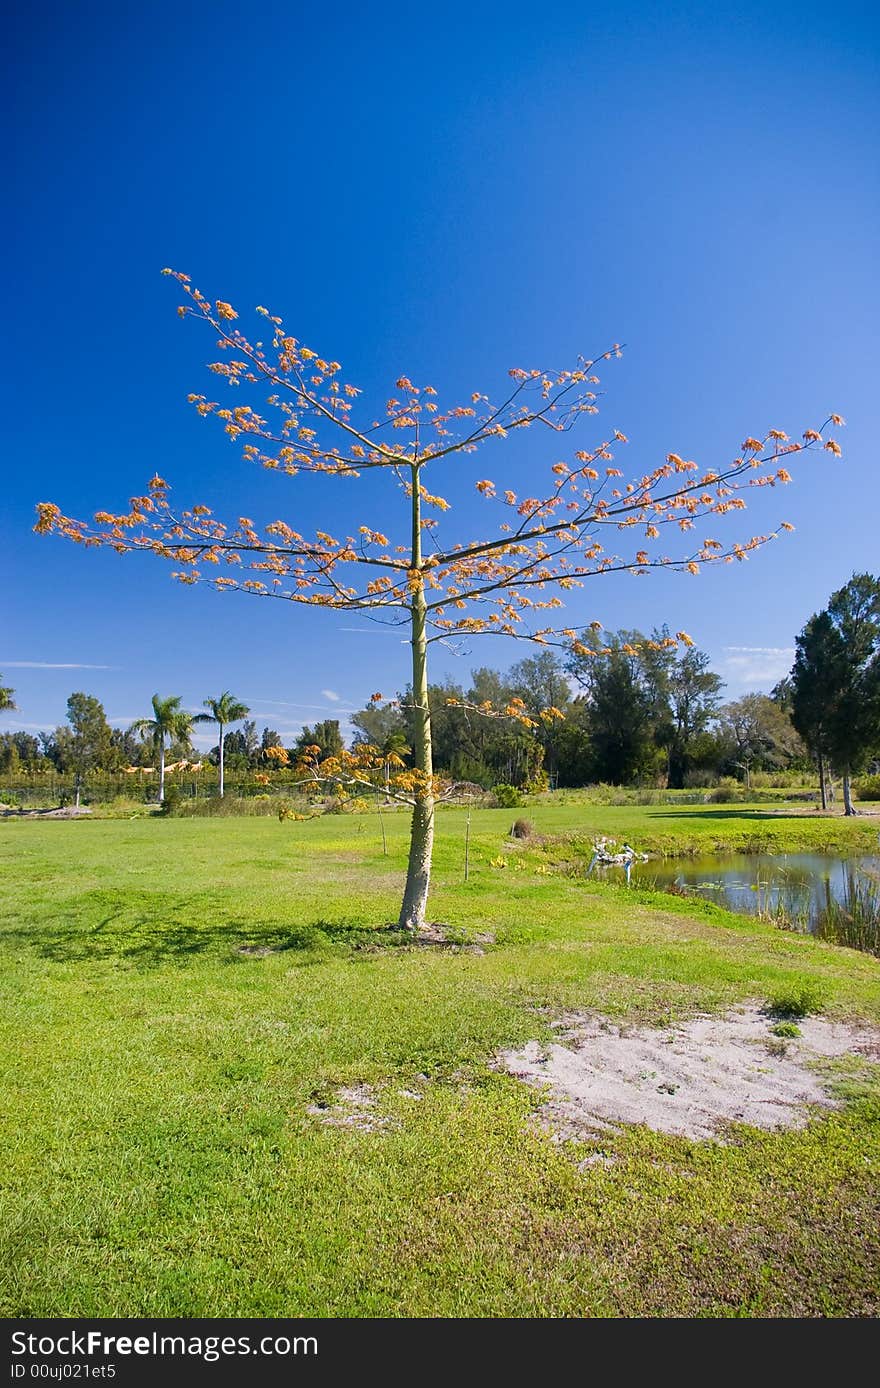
[{"left": 593, "top": 851, "right": 880, "bottom": 954}]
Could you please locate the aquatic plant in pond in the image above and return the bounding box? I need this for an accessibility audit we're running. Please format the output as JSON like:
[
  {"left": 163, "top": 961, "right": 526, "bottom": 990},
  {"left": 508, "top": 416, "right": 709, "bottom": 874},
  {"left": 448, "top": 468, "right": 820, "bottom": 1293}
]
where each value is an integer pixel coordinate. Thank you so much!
[{"left": 813, "top": 874, "right": 880, "bottom": 956}]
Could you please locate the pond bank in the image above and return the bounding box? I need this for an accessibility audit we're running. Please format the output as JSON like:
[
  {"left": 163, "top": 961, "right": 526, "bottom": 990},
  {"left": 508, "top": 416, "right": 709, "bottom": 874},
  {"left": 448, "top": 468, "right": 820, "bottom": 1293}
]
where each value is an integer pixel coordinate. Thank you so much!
[{"left": 533, "top": 804, "right": 880, "bottom": 862}]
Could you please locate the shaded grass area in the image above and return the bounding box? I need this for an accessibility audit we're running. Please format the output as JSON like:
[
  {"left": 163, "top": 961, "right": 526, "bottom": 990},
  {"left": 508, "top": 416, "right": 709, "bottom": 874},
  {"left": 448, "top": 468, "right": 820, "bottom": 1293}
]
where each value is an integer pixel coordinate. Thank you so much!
[{"left": 1, "top": 810, "right": 879, "bottom": 1317}]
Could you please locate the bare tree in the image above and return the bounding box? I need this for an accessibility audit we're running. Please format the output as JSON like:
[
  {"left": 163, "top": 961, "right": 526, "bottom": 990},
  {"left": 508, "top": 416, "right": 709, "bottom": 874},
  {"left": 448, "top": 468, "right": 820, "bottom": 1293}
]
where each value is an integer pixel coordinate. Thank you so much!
[{"left": 36, "top": 271, "right": 841, "bottom": 927}]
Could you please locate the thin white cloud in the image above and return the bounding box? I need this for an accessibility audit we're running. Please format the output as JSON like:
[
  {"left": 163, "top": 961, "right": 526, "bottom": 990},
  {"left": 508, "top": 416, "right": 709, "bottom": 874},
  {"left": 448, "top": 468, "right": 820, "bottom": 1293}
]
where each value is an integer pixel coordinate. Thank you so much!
[
  {"left": 722, "top": 646, "right": 795, "bottom": 657},
  {"left": 717, "top": 645, "right": 795, "bottom": 694},
  {"left": 321, "top": 689, "right": 340, "bottom": 702},
  {"left": 0, "top": 661, "right": 114, "bottom": 670},
  {"left": 0, "top": 720, "right": 55, "bottom": 730}
]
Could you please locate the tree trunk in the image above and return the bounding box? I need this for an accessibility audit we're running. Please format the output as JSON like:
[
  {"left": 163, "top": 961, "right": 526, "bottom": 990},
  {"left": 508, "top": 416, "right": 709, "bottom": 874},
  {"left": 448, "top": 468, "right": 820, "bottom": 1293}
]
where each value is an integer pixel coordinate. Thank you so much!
[
  {"left": 398, "top": 476, "right": 434, "bottom": 933},
  {"left": 843, "top": 766, "right": 856, "bottom": 816},
  {"left": 399, "top": 793, "right": 434, "bottom": 931},
  {"left": 667, "top": 748, "right": 686, "bottom": 790},
  {"left": 219, "top": 722, "right": 225, "bottom": 798},
  {"left": 159, "top": 742, "right": 166, "bottom": 804},
  {"left": 818, "top": 750, "right": 828, "bottom": 811}
]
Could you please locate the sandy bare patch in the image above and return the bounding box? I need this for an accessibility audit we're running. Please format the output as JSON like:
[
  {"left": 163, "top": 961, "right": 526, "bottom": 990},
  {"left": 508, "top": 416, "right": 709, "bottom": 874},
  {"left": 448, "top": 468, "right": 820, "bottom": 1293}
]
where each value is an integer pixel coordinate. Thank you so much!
[
  {"left": 306, "top": 1083, "right": 394, "bottom": 1132},
  {"left": 498, "top": 1006, "right": 880, "bottom": 1142}
]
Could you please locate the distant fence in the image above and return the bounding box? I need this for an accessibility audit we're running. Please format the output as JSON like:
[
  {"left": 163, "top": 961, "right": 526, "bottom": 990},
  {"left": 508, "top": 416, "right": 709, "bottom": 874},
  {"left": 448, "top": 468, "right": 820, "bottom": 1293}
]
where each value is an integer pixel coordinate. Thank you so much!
[{"left": 0, "top": 774, "right": 327, "bottom": 807}]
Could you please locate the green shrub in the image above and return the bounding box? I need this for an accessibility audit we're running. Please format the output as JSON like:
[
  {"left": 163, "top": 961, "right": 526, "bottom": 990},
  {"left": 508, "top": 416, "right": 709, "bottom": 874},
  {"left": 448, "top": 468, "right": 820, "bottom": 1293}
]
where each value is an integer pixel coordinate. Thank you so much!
[
  {"left": 751, "top": 769, "right": 815, "bottom": 789},
  {"left": 707, "top": 785, "right": 736, "bottom": 804},
  {"left": 492, "top": 783, "right": 525, "bottom": 808},
  {"left": 159, "top": 786, "right": 182, "bottom": 816},
  {"left": 770, "top": 1021, "right": 802, "bottom": 1038},
  {"left": 683, "top": 769, "right": 718, "bottom": 789},
  {"left": 524, "top": 770, "right": 550, "bottom": 794},
  {"left": 766, "top": 981, "right": 825, "bottom": 1019},
  {"left": 855, "top": 775, "right": 880, "bottom": 802},
  {"left": 707, "top": 776, "right": 745, "bottom": 804}
]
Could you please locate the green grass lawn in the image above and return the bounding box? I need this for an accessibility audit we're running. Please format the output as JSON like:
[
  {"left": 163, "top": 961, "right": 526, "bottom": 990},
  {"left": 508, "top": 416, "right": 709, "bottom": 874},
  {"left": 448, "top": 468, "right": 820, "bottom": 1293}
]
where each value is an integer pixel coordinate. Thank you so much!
[
  {"left": 491, "top": 794, "right": 880, "bottom": 856},
  {"left": 1, "top": 805, "right": 879, "bottom": 1317}
]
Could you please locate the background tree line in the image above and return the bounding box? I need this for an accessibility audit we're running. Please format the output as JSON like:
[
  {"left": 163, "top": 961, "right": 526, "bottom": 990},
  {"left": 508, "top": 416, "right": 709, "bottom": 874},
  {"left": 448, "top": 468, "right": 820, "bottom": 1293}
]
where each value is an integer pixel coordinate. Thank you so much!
[
  {"left": 350, "top": 633, "right": 811, "bottom": 791},
  {"left": 2, "top": 575, "right": 878, "bottom": 800},
  {"left": 0, "top": 694, "right": 346, "bottom": 787},
  {"left": 349, "top": 578, "right": 880, "bottom": 798}
]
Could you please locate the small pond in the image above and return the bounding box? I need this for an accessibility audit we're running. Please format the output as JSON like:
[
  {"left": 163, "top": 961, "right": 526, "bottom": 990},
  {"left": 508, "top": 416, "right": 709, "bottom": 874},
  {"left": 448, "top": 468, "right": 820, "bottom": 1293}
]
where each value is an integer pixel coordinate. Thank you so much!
[{"left": 592, "top": 852, "right": 880, "bottom": 955}]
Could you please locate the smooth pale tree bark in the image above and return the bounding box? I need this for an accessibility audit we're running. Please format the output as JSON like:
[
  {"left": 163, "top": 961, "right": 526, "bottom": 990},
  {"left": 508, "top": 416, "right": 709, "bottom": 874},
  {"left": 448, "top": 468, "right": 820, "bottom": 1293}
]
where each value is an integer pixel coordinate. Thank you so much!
[
  {"left": 398, "top": 587, "right": 434, "bottom": 930},
  {"left": 842, "top": 767, "right": 856, "bottom": 816},
  {"left": 132, "top": 697, "right": 189, "bottom": 805},
  {"left": 201, "top": 698, "right": 249, "bottom": 796},
  {"left": 398, "top": 471, "right": 434, "bottom": 933}
]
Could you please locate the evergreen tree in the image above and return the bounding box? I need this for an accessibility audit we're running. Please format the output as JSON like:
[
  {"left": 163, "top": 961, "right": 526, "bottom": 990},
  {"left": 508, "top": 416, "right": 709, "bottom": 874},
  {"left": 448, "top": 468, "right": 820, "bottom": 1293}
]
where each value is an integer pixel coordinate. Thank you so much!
[
  {"left": 791, "top": 610, "right": 843, "bottom": 809},
  {"left": 64, "top": 692, "right": 115, "bottom": 805},
  {"left": 294, "top": 720, "right": 344, "bottom": 761},
  {"left": 825, "top": 575, "right": 880, "bottom": 813}
]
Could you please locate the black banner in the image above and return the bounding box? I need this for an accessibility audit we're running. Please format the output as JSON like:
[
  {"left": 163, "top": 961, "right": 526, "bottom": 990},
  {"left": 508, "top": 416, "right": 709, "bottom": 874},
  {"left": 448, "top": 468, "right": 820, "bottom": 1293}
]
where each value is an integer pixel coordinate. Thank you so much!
[
  {"left": 4, "top": 1313, "right": 844, "bottom": 1380},
  {"left": 5, "top": 1319, "right": 563, "bottom": 1383}
]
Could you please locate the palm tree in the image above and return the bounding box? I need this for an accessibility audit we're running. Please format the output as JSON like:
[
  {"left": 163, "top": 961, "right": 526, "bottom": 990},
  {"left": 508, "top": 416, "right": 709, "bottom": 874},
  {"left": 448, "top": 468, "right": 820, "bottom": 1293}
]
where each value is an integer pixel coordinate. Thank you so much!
[
  {"left": 201, "top": 692, "right": 250, "bottom": 797},
  {"left": 0, "top": 678, "right": 16, "bottom": 712},
  {"left": 131, "top": 694, "right": 201, "bottom": 803},
  {"left": 381, "top": 730, "right": 411, "bottom": 798}
]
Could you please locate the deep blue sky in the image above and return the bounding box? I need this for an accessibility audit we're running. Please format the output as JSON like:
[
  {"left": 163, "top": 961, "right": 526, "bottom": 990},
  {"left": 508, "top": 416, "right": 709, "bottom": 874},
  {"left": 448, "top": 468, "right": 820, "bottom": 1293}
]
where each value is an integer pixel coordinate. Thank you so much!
[{"left": 4, "top": 1, "right": 879, "bottom": 747}]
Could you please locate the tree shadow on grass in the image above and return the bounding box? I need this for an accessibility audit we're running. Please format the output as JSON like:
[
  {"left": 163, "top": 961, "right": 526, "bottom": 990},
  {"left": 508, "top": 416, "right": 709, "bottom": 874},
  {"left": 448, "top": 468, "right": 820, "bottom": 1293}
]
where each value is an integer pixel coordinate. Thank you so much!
[{"left": 0, "top": 894, "right": 408, "bottom": 966}]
